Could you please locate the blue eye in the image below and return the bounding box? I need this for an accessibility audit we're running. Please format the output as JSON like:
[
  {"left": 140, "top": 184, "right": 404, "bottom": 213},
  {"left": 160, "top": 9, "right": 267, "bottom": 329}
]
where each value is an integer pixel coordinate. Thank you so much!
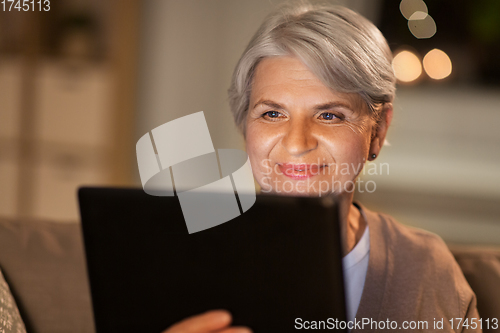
[
  {"left": 320, "top": 112, "right": 337, "bottom": 120},
  {"left": 265, "top": 111, "right": 281, "bottom": 118},
  {"left": 262, "top": 111, "right": 284, "bottom": 121}
]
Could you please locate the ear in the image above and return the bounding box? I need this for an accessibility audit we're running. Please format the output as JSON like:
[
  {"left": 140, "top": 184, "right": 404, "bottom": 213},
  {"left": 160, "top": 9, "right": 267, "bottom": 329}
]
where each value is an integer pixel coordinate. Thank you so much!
[{"left": 369, "top": 104, "right": 392, "bottom": 161}]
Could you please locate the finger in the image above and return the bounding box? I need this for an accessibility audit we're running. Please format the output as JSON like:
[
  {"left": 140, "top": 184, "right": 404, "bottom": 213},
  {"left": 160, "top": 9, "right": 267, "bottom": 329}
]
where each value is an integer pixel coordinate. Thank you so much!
[{"left": 166, "top": 310, "right": 232, "bottom": 333}]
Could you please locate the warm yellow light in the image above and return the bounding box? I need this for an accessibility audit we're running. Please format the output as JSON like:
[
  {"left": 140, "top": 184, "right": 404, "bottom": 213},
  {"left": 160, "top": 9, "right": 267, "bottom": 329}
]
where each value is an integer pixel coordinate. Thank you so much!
[
  {"left": 423, "top": 49, "right": 452, "bottom": 80},
  {"left": 408, "top": 11, "right": 437, "bottom": 39},
  {"left": 400, "top": 0, "right": 428, "bottom": 20},
  {"left": 392, "top": 50, "right": 422, "bottom": 83}
]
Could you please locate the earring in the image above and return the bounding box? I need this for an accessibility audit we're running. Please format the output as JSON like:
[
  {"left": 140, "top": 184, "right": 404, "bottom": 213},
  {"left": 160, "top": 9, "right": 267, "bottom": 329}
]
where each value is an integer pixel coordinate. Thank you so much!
[{"left": 371, "top": 154, "right": 376, "bottom": 159}]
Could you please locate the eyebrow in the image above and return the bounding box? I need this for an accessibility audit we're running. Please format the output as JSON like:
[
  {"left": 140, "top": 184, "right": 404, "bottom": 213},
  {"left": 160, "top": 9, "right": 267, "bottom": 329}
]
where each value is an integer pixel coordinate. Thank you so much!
[{"left": 252, "top": 99, "right": 354, "bottom": 112}]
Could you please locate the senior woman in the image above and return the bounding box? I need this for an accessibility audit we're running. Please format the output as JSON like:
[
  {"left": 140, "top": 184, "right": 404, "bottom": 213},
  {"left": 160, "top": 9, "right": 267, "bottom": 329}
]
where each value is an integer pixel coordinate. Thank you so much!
[{"left": 163, "top": 3, "right": 480, "bottom": 333}]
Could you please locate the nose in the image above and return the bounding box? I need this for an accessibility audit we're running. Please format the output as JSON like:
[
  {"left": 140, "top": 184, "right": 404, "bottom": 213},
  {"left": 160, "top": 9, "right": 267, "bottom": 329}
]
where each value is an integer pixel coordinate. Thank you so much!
[{"left": 281, "top": 118, "right": 318, "bottom": 156}]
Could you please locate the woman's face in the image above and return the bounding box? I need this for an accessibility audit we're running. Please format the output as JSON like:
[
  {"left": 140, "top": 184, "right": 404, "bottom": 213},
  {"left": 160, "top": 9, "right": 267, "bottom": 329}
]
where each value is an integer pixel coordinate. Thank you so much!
[{"left": 245, "top": 56, "right": 386, "bottom": 196}]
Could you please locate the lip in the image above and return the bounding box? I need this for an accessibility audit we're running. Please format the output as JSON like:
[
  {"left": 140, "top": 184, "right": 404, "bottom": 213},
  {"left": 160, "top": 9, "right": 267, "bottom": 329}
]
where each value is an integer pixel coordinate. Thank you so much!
[{"left": 278, "top": 163, "right": 326, "bottom": 179}]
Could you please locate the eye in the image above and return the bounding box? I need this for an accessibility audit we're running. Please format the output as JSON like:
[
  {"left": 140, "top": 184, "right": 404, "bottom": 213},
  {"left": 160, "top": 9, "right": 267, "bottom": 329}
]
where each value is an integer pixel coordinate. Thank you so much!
[
  {"left": 262, "top": 110, "right": 285, "bottom": 121},
  {"left": 318, "top": 112, "right": 338, "bottom": 121}
]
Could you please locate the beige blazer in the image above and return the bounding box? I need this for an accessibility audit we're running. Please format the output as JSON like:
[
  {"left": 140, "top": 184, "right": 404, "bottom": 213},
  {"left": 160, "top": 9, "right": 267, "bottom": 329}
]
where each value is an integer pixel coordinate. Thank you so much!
[{"left": 353, "top": 204, "right": 481, "bottom": 333}]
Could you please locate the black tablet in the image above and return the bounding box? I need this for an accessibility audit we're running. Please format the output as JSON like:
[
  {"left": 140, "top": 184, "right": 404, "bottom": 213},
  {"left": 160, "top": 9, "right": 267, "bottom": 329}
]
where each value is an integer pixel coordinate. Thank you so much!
[{"left": 78, "top": 187, "right": 347, "bottom": 333}]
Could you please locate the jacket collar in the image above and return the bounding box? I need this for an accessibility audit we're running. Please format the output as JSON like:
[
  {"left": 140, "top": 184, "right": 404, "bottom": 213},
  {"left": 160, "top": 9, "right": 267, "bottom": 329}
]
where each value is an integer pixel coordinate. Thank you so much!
[{"left": 352, "top": 202, "right": 392, "bottom": 331}]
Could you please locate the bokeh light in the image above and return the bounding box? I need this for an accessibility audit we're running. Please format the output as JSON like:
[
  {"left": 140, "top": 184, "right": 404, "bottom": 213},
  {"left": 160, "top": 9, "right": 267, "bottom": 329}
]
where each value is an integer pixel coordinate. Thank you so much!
[
  {"left": 423, "top": 49, "right": 452, "bottom": 80},
  {"left": 392, "top": 50, "right": 422, "bottom": 83},
  {"left": 408, "top": 11, "right": 437, "bottom": 39},
  {"left": 400, "top": 0, "right": 428, "bottom": 20}
]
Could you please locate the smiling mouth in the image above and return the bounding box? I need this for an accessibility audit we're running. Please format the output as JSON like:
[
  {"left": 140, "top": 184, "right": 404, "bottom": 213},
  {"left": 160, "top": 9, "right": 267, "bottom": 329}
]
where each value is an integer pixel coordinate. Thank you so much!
[{"left": 277, "top": 163, "right": 327, "bottom": 179}]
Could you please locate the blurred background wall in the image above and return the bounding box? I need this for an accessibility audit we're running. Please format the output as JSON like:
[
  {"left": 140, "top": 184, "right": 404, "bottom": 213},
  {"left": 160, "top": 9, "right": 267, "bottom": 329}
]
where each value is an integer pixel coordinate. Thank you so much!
[
  {"left": 1, "top": 0, "right": 499, "bottom": 245},
  {"left": 0, "top": 0, "right": 139, "bottom": 221}
]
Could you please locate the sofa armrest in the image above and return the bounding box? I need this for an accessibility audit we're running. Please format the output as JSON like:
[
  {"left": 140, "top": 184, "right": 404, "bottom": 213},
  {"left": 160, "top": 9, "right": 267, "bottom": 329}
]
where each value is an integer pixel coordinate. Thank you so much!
[{"left": 0, "top": 217, "right": 94, "bottom": 333}]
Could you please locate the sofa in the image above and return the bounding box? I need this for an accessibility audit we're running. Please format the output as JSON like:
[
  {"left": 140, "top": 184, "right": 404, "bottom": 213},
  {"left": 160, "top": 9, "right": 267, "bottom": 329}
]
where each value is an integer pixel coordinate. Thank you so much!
[
  {"left": 0, "top": 217, "right": 93, "bottom": 333},
  {"left": 0, "top": 216, "right": 499, "bottom": 333}
]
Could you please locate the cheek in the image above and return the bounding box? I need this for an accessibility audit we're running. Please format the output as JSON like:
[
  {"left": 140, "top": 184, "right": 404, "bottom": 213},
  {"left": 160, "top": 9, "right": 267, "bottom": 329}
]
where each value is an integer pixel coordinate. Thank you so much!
[
  {"left": 245, "top": 126, "right": 263, "bottom": 161},
  {"left": 245, "top": 139, "right": 261, "bottom": 179},
  {"left": 340, "top": 136, "right": 369, "bottom": 160},
  {"left": 245, "top": 125, "right": 273, "bottom": 181},
  {"left": 323, "top": 130, "right": 370, "bottom": 177}
]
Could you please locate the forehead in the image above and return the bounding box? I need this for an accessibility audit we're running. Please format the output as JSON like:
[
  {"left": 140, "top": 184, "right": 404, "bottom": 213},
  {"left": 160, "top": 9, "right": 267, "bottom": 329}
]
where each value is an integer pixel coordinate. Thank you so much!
[{"left": 250, "top": 56, "right": 367, "bottom": 112}]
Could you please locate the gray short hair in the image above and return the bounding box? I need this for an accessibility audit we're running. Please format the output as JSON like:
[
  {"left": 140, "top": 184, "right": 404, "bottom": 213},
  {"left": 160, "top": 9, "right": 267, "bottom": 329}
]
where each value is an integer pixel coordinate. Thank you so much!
[{"left": 228, "top": 2, "right": 396, "bottom": 135}]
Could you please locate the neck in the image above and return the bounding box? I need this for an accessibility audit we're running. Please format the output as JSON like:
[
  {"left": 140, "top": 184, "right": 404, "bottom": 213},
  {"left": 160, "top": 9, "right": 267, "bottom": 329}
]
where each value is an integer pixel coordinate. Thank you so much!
[{"left": 337, "top": 191, "right": 366, "bottom": 257}]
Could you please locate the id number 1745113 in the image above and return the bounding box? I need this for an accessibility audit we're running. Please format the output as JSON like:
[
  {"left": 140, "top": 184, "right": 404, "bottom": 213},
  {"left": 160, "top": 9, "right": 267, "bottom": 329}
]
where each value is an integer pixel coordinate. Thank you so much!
[
  {"left": 449, "top": 318, "right": 498, "bottom": 330},
  {"left": 1, "top": 0, "right": 50, "bottom": 11}
]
